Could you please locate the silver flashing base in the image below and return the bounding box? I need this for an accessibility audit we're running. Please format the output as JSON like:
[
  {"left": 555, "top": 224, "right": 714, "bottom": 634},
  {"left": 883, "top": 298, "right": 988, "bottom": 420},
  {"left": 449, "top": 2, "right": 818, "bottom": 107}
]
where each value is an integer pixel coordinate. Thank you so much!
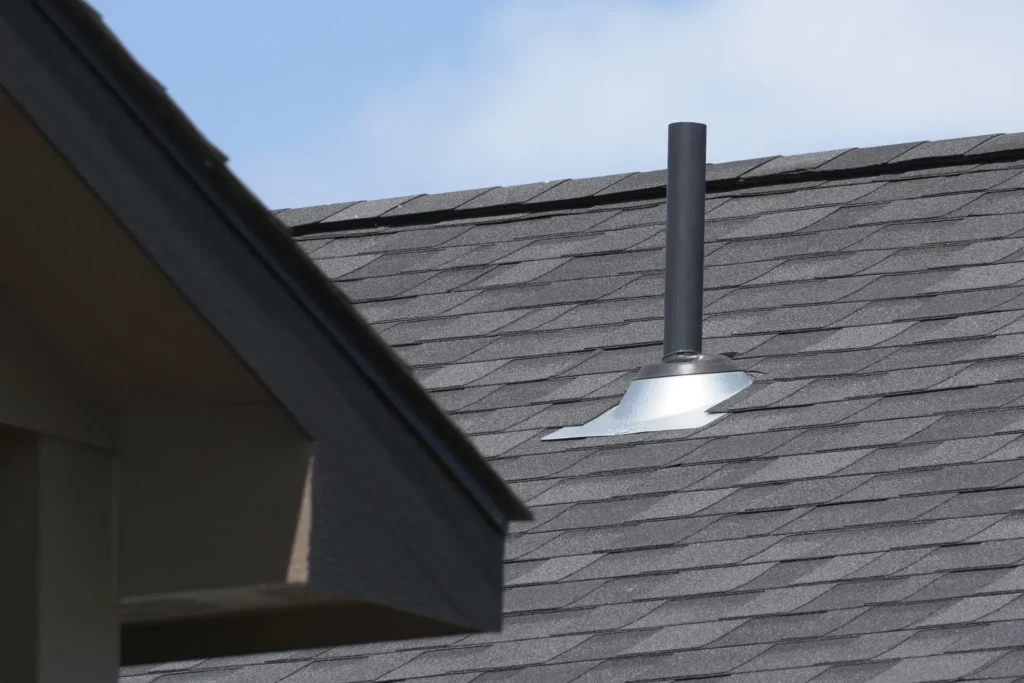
[{"left": 542, "top": 354, "right": 752, "bottom": 440}]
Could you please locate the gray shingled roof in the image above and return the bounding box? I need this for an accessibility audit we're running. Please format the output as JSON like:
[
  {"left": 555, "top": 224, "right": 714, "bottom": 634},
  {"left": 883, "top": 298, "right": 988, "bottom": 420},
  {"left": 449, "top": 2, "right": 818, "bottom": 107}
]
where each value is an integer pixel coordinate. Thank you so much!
[{"left": 124, "top": 134, "right": 1024, "bottom": 682}]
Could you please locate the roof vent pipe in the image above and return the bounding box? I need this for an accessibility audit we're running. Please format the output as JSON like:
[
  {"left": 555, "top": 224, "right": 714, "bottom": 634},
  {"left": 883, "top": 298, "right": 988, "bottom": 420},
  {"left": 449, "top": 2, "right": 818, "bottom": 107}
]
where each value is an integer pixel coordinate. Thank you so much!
[
  {"left": 543, "top": 122, "right": 752, "bottom": 440},
  {"left": 664, "top": 122, "right": 707, "bottom": 359}
]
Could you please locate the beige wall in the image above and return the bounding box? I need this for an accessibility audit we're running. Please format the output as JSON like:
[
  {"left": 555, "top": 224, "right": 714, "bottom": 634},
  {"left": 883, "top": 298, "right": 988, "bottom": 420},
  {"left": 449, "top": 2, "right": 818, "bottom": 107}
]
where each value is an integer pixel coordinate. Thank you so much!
[
  {"left": 0, "top": 299, "right": 315, "bottom": 606},
  {"left": 0, "top": 433, "right": 118, "bottom": 683},
  {"left": 1, "top": 83, "right": 316, "bottom": 610},
  {"left": 118, "top": 404, "right": 315, "bottom": 602},
  {"left": 0, "top": 87, "right": 272, "bottom": 413}
]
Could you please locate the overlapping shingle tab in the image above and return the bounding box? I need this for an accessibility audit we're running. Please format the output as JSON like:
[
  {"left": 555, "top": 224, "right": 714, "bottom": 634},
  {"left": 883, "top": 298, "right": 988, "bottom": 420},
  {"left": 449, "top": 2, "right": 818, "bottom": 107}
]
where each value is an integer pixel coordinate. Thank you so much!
[{"left": 124, "top": 135, "right": 1024, "bottom": 682}]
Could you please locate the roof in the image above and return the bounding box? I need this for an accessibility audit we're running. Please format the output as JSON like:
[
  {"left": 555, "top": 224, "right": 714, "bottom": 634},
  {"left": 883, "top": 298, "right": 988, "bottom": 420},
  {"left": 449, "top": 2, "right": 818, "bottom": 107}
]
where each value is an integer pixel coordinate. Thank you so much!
[
  {"left": 3, "top": 0, "right": 530, "bottom": 662},
  {"left": 121, "top": 132, "right": 1024, "bottom": 682},
  {"left": 14, "top": 0, "right": 528, "bottom": 530}
]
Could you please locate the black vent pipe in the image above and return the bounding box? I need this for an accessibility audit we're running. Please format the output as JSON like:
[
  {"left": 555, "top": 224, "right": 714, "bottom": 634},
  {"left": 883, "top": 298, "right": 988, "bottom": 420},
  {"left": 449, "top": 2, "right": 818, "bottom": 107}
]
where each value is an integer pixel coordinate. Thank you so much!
[
  {"left": 541, "top": 120, "right": 752, "bottom": 439},
  {"left": 663, "top": 122, "right": 707, "bottom": 359}
]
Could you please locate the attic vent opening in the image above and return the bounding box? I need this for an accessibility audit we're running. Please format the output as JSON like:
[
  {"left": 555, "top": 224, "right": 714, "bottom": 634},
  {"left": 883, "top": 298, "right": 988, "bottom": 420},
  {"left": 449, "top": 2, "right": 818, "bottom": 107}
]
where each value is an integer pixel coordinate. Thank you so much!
[{"left": 544, "top": 122, "right": 752, "bottom": 440}]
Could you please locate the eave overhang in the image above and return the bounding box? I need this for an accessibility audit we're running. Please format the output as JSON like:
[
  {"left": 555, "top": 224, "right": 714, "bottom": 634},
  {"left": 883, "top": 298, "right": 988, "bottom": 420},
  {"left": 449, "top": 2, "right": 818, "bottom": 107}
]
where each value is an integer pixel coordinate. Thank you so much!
[{"left": 0, "top": 0, "right": 528, "bottom": 665}]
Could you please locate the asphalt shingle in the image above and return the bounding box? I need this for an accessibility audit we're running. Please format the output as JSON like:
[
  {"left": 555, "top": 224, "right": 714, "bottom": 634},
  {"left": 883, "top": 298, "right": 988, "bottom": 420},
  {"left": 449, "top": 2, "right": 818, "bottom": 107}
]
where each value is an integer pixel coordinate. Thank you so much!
[
  {"left": 528, "top": 174, "right": 635, "bottom": 203},
  {"left": 967, "top": 133, "right": 1024, "bottom": 157},
  {"left": 276, "top": 201, "right": 360, "bottom": 227},
  {"left": 954, "top": 189, "right": 1024, "bottom": 216},
  {"left": 709, "top": 183, "right": 884, "bottom": 220},
  {"left": 321, "top": 195, "right": 421, "bottom": 222},
  {"left": 137, "top": 136, "right": 1024, "bottom": 683},
  {"left": 381, "top": 187, "right": 493, "bottom": 216},
  {"left": 742, "top": 149, "right": 852, "bottom": 178},
  {"left": 889, "top": 135, "right": 997, "bottom": 163},
  {"left": 459, "top": 181, "right": 567, "bottom": 210}
]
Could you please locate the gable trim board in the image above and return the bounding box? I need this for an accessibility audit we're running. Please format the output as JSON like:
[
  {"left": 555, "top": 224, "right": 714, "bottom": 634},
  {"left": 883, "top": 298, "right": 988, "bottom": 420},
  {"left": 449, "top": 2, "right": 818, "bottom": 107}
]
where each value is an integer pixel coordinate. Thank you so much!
[
  {"left": 1, "top": 0, "right": 527, "bottom": 668},
  {"left": 13, "top": 0, "right": 526, "bottom": 531}
]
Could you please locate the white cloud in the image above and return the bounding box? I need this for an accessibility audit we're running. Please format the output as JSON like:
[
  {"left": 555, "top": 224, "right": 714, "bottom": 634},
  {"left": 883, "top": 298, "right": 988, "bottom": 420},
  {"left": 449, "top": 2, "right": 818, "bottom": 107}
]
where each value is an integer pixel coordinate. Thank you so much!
[{"left": 242, "top": 0, "right": 1024, "bottom": 208}]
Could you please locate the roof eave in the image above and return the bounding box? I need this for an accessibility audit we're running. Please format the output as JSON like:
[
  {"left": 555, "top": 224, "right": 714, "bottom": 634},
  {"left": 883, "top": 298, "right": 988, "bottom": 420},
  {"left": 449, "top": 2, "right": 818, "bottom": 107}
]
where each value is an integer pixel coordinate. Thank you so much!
[{"left": 22, "top": 0, "right": 527, "bottom": 525}]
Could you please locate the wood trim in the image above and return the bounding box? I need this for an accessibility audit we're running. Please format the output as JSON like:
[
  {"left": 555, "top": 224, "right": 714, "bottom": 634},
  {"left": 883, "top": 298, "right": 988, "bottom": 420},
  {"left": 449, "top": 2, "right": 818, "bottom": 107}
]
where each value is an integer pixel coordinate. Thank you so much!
[
  {"left": 0, "top": 433, "right": 118, "bottom": 681},
  {"left": 1, "top": 0, "right": 511, "bottom": 642},
  {"left": 122, "top": 599, "right": 468, "bottom": 665}
]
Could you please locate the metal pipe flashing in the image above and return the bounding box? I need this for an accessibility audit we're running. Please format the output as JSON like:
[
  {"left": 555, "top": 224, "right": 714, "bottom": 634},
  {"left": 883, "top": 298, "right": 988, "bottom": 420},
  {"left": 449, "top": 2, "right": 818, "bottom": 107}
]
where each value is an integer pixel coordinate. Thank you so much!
[
  {"left": 663, "top": 122, "right": 707, "bottom": 359},
  {"left": 543, "top": 122, "right": 752, "bottom": 441}
]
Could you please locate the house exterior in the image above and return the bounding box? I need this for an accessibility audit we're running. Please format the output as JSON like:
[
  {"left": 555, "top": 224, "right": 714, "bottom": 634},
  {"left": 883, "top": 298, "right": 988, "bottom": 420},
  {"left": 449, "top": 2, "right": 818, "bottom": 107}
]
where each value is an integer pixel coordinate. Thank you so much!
[
  {"left": 1, "top": 1, "right": 527, "bottom": 681},
  {"left": 185, "top": 135, "right": 1024, "bottom": 683},
  {"left": 7, "top": 1, "right": 1024, "bottom": 683}
]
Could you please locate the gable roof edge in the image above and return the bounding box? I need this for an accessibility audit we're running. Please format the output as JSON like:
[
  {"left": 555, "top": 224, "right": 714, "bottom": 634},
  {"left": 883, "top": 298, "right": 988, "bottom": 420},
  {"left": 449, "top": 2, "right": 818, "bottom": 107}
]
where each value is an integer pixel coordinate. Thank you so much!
[{"left": 23, "top": 0, "right": 529, "bottom": 526}]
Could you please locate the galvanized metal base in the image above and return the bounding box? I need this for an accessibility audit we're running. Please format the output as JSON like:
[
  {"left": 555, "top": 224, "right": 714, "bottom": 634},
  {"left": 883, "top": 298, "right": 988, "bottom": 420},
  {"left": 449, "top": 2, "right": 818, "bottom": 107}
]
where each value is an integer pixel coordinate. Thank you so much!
[{"left": 542, "top": 354, "right": 752, "bottom": 440}]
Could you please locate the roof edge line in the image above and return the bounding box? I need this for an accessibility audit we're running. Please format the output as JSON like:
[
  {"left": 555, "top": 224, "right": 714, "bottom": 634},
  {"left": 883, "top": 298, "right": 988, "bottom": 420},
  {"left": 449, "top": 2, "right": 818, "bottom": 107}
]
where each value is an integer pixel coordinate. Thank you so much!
[
  {"left": 290, "top": 145, "right": 1024, "bottom": 236},
  {"left": 29, "top": 0, "right": 529, "bottom": 526}
]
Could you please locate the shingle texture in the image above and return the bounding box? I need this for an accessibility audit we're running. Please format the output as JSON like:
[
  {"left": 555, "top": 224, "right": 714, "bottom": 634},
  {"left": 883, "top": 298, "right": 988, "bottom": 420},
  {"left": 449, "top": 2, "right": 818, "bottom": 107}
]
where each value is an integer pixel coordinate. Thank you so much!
[{"left": 128, "top": 136, "right": 1024, "bottom": 682}]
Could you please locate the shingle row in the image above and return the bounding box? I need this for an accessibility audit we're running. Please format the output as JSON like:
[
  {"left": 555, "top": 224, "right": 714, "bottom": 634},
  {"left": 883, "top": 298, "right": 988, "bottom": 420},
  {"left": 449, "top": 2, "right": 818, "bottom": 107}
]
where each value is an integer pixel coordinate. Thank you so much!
[
  {"left": 131, "top": 144, "right": 1024, "bottom": 683},
  {"left": 275, "top": 134, "right": 1024, "bottom": 230}
]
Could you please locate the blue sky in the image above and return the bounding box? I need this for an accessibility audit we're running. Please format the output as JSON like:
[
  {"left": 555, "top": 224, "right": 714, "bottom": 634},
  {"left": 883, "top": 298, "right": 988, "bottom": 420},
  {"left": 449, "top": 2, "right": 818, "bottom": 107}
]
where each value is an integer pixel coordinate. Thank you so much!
[{"left": 92, "top": 0, "right": 1024, "bottom": 209}]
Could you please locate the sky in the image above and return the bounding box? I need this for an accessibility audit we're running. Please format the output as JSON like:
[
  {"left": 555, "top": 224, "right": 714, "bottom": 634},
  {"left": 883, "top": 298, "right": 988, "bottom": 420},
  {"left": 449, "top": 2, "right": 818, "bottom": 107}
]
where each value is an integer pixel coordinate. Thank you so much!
[{"left": 92, "top": 0, "right": 1024, "bottom": 210}]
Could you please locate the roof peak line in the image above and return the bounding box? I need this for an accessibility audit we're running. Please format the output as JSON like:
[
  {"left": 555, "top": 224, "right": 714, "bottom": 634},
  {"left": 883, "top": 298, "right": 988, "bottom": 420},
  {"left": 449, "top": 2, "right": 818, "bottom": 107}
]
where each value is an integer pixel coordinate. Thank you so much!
[{"left": 281, "top": 132, "right": 1024, "bottom": 236}]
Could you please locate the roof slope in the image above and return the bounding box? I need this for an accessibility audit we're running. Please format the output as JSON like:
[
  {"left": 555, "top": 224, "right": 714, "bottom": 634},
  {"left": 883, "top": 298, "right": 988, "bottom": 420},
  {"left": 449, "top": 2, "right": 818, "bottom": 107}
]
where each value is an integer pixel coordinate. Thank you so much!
[
  {"left": 5, "top": 0, "right": 529, "bottom": 661},
  {"left": 124, "top": 135, "right": 1024, "bottom": 682}
]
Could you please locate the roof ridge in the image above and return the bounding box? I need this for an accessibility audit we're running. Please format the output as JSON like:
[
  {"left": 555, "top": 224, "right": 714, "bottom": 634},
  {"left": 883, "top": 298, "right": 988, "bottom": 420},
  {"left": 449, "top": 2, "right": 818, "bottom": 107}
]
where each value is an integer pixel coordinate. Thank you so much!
[{"left": 281, "top": 132, "right": 1024, "bottom": 235}]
